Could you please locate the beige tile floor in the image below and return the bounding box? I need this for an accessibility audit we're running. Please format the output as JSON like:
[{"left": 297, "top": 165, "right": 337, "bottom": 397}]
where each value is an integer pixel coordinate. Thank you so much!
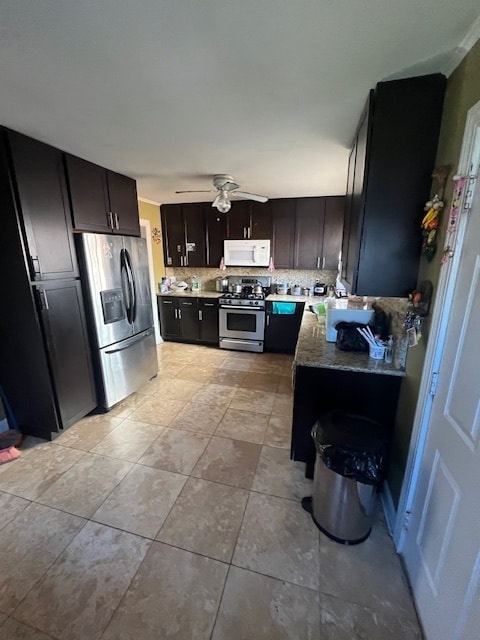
[{"left": 0, "top": 342, "right": 422, "bottom": 639}]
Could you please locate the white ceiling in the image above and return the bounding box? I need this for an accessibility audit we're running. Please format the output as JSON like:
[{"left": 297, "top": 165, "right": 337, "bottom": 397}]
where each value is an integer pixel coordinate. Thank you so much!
[{"left": 1, "top": 1, "right": 479, "bottom": 205}]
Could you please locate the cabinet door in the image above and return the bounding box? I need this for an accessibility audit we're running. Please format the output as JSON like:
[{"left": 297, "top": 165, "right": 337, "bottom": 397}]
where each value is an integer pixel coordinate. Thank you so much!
[
  {"left": 272, "top": 199, "right": 296, "bottom": 268},
  {"left": 341, "top": 145, "right": 356, "bottom": 285},
  {"left": 294, "top": 198, "right": 325, "bottom": 269},
  {"left": 158, "top": 297, "right": 180, "bottom": 338},
  {"left": 322, "top": 196, "right": 345, "bottom": 270},
  {"left": 36, "top": 280, "right": 96, "bottom": 428},
  {"left": 65, "top": 154, "right": 111, "bottom": 233},
  {"left": 265, "top": 302, "right": 303, "bottom": 353},
  {"left": 161, "top": 204, "right": 184, "bottom": 267},
  {"left": 226, "top": 201, "right": 251, "bottom": 239},
  {"left": 178, "top": 298, "right": 199, "bottom": 341},
  {"left": 205, "top": 207, "right": 228, "bottom": 267},
  {"left": 199, "top": 299, "right": 219, "bottom": 344},
  {"left": 344, "top": 103, "right": 369, "bottom": 291},
  {"left": 107, "top": 170, "right": 140, "bottom": 237},
  {"left": 183, "top": 203, "right": 206, "bottom": 267},
  {"left": 8, "top": 132, "right": 79, "bottom": 281},
  {"left": 250, "top": 201, "right": 272, "bottom": 239}
]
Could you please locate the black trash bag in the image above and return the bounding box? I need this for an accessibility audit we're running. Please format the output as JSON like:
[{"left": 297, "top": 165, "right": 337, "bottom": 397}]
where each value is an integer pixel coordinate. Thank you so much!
[
  {"left": 335, "top": 321, "right": 369, "bottom": 352},
  {"left": 311, "top": 411, "right": 388, "bottom": 486}
]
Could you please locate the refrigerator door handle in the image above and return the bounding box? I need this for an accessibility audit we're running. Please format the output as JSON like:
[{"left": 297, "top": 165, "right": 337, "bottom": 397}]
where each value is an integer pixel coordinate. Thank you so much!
[
  {"left": 124, "top": 248, "right": 137, "bottom": 323},
  {"left": 120, "top": 249, "right": 133, "bottom": 324},
  {"left": 104, "top": 328, "right": 153, "bottom": 354}
]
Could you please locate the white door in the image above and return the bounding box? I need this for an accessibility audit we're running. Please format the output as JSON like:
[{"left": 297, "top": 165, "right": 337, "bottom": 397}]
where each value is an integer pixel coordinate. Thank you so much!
[{"left": 402, "top": 114, "right": 480, "bottom": 640}]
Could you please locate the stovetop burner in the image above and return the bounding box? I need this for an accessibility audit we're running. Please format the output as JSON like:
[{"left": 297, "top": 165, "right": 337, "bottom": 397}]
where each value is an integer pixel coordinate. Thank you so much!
[
  {"left": 219, "top": 291, "right": 266, "bottom": 308},
  {"left": 221, "top": 292, "right": 265, "bottom": 300}
]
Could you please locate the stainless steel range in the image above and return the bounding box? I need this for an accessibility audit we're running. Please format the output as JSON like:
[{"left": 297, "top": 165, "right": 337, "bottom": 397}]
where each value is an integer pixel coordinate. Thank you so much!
[{"left": 219, "top": 276, "right": 271, "bottom": 352}]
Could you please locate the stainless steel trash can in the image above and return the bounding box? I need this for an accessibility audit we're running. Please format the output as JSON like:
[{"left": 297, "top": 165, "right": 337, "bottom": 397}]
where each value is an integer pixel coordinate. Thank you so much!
[
  {"left": 311, "top": 453, "right": 377, "bottom": 544},
  {"left": 302, "top": 410, "right": 387, "bottom": 545}
]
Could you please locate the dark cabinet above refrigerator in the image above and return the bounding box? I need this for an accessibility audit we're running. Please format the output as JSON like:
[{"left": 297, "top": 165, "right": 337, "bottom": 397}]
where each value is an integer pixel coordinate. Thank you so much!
[{"left": 64, "top": 153, "right": 140, "bottom": 237}]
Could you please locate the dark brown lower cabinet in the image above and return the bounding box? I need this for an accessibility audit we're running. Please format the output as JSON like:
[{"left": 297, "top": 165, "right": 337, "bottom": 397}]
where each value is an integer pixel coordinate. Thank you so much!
[
  {"left": 157, "top": 296, "right": 219, "bottom": 345},
  {"left": 264, "top": 302, "right": 304, "bottom": 353},
  {"left": 199, "top": 299, "right": 219, "bottom": 344},
  {"left": 35, "top": 280, "right": 97, "bottom": 429},
  {"left": 291, "top": 366, "right": 402, "bottom": 477}
]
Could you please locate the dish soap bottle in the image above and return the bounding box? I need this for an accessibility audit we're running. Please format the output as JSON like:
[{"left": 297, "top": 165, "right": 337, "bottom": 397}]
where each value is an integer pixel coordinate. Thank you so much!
[{"left": 384, "top": 335, "right": 394, "bottom": 364}]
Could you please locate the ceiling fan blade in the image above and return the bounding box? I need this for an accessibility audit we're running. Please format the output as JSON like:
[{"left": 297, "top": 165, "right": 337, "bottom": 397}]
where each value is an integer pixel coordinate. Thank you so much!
[
  {"left": 175, "top": 189, "right": 215, "bottom": 194},
  {"left": 232, "top": 190, "right": 268, "bottom": 203}
]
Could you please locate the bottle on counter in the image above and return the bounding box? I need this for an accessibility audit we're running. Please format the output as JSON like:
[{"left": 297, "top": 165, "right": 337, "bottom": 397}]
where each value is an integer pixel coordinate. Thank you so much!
[
  {"left": 191, "top": 275, "right": 200, "bottom": 291},
  {"left": 384, "top": 336, "right": 394, "bottom": 364}
]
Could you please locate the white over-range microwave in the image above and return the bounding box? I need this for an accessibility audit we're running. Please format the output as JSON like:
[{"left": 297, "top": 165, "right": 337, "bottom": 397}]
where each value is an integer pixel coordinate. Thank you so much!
[{"left": 223, "top": 239, "right": 271, "bottom": 267}]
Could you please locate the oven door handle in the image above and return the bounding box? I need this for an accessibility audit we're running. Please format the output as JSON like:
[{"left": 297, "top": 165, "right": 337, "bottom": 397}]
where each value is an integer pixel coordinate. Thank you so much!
[{"left": 220, "top": 305, "right": 264, "bottom": 311}]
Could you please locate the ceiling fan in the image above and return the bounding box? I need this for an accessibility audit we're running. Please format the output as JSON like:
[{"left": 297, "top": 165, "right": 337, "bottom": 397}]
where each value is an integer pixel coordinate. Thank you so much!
[{"left": 175, "top": 174, "right": 268, "bottom": 213}]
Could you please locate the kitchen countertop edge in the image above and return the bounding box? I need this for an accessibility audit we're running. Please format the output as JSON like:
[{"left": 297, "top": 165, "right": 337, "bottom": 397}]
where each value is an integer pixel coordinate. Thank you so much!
[{"left": 294, "top": 307, "right": 406, "bottom": 378}]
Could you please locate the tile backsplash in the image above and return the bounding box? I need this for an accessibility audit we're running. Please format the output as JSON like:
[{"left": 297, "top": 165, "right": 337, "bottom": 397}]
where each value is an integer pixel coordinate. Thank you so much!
[{"left": 164, "top": 267, "right": 337, "bottom": 292}]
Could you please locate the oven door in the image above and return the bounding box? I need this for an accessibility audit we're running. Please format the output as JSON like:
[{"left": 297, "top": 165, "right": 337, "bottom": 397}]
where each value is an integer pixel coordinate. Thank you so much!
[{"left": 219, "top": 306, "right": 265, "bottom": 341}]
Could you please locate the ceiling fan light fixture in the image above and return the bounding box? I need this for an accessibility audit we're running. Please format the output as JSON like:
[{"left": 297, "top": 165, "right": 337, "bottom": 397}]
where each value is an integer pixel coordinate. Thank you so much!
[{"left": 212, "top": 189, "right": 231, "bottom": 213}]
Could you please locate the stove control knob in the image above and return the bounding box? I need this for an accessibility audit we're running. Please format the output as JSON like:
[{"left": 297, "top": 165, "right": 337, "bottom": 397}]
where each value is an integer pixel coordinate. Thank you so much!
[{"left": 254, "top": 301, "right": 259, "bottom": 305}]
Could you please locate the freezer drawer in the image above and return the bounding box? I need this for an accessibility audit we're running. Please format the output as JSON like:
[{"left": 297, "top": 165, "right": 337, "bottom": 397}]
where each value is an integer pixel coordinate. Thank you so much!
[{"left": 98, "top": 328, "right": 157, "bottom": 409}]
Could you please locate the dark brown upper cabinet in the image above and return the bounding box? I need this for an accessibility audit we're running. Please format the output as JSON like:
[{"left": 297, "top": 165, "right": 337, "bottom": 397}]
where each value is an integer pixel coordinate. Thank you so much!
[
  {"left": 271, "top": 199, "right": 296, "bottom": 269},
  {"left": 341, "top": 74, "right": 446, "bottom": 297},
  {"left": 161, "top": 202, "right": 207, "bottom": 267},
  {"left": 322, "top": 196, "right": 345, "bottom": 270},
  {"left": 293, "top": 196, "right": 345, "bottom": 270},
  {"left": 205, "top": 206, "right": 228, "bottom": 268},
  {"left": 6, "top": 130, "right": 79, "bottom": 281},
  {"left": 65, "top": 154, "right": 140, "bottom": 236},
  {"left": 226, "top": 200, "right": 272, "bottom": 239}
]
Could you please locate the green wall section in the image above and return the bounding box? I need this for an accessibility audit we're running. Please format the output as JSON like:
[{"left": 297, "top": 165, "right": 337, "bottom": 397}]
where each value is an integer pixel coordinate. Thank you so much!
[{"left": 388, "top": 38, "right": 480, "bottom": 507}]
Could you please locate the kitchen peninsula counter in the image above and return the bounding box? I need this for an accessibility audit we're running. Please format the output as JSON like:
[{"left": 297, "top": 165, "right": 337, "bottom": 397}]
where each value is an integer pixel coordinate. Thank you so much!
[{"left": 294, "top": 307, "right": 406, "bottom": 377}]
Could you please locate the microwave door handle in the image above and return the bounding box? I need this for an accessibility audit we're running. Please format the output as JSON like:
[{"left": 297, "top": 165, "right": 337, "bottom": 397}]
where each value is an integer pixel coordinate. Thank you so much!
[{"left": 253, "top": 246, "right": 258, "bottom": 264}]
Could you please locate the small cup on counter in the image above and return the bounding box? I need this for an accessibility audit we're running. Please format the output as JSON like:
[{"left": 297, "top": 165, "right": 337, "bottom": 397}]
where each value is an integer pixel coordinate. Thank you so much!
[{"left": 368, "top": 343, "right": 386, "bottom": 360}]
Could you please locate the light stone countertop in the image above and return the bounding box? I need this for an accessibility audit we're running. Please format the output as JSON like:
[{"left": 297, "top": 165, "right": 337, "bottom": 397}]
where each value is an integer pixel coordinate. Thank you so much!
[
  {"left": 294, "top": 307, "right": 406, "bottom": 377},
  {"left": 157, "top": 291, "right": 222, "bottom": 299}
]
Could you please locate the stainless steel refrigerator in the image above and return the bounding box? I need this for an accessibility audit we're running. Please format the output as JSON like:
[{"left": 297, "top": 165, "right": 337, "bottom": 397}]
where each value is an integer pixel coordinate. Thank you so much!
[{"left": 79, "top": 233, "right": 158, "bottom": 409}]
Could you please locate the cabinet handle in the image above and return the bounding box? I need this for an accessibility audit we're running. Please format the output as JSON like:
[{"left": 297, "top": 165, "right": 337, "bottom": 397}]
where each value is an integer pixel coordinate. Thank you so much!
[
  {"left": 248, "top": 227, "right": 251, "bottom": 239},
  {"left": 108, "top": 211, "right": 114, "bottom": 229},
  {"left": 163, "top": 299, "right": 173, "bottom": 304},
  {"left": 204, "top": 303, "right": 214, "bottom": 307},
  {"left": 316, "top": 257, "right": 320, "bottom": 269},
  {"left": 266, "top": 315, "right": 270, "bottom": 326},
  {"left": 178, "top": 309, "right": 182, "bottom": 319},
  {"left": 199, "top": 310, "right": 203, "bottom": 321},
  {"left": 184, "top": 254, "right": 188, "bottom": 266},
  {"left": 174, "top": 308, "right": 178, "bottom": 319},
  {"left": 322, "top": 257, "right": 325, "bottom": 269},
  {"left": 183, "top": 302, "right": 193, "bottom": 306},
  {"left": 31, "top": 255, "right": 41, "bottom": 277},
  {"left": 180, "top": 256, "right": 183, "bottom": 266},
  {"left": 114, "top": 212, "right": 120, "bottom": 230},
  {"left": 39, "top": 288, "right": 49, "bottom": 310},
  {"left": 243, "top": 227, "right": 247, "bottom": 239}
]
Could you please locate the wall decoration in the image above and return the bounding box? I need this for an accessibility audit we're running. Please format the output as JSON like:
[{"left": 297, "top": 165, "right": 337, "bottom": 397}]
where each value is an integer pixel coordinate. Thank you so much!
[
  {"left": 151, "top": 227, "right": 162, "bottom": 244},
  {"left": 441, "top": 175, "right": 467, "bottom": 265},
  {"left": 421, "top": 165, "right": 448, "bottom": 261}
]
